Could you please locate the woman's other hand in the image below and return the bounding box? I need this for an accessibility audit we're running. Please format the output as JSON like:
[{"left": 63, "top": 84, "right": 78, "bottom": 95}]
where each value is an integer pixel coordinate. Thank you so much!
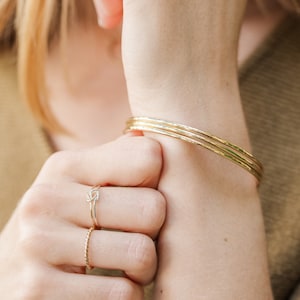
[{"left": 0, "top": 134, "right": 165, "bottom": 299}]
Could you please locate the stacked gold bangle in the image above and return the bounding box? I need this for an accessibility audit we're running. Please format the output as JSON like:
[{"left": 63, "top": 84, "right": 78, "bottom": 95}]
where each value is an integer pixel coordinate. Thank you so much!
[{"left": 125, "top": 116, "right": 263, "bottom": 183}]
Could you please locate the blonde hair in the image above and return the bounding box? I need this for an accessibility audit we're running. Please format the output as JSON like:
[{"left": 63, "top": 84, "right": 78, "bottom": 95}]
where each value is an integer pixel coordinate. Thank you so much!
[
  {"left": 0, "top": 0, "right": 96, "bottom": 131},
  {"left": 0, "top": 0, "right": 299, "bottom": 131}
]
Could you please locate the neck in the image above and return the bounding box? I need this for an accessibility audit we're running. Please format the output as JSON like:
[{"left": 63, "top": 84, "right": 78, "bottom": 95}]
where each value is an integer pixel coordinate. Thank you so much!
[{"left": 46, "top": 24, "right": 130, "bottom": 150}]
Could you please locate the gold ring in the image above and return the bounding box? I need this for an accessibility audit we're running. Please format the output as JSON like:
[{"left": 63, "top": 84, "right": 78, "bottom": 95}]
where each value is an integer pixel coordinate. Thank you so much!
[
  {"left": 86, "top": 185, "right": 100, "bottom": 228},
  {"left": 84, "top": 226, "right": 95, "bottom": 270}
]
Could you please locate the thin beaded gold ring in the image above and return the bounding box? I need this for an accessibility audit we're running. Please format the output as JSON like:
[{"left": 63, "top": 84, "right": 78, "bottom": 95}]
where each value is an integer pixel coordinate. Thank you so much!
[{"left": 84, "top": 226, "right": 95, "bottom": 270}]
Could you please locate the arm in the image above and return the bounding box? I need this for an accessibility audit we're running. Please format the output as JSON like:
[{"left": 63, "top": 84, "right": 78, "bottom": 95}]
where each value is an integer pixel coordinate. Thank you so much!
[{"left": 94, "top": 0, "right": 273, "bottom": 298}]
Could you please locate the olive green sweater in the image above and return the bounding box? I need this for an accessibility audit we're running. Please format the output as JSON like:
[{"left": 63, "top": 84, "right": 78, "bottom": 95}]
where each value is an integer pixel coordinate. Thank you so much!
[{"left": 0, "top": 16, "right": 300, "bottom": 300}]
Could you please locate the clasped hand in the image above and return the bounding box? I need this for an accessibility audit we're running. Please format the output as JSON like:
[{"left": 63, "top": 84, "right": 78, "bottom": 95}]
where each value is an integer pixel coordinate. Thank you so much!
[{"left": 0, "top": 134, "right": 165, "bottom": 299}]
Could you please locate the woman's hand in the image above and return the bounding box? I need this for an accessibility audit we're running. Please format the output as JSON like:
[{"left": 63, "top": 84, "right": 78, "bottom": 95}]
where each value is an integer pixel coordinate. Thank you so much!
[{"left": 0, "top": 134, "right": 165, "bottom": 299}]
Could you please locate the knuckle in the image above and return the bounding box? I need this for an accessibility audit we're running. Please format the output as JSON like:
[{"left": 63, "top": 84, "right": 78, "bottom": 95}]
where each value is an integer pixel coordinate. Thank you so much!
[
  {"left": 142, "top": 190, "right": 166, "bottom": 230},
  {"left": 18, "top": 224, "right": 49, "bottom": 257},
  {"left": 20, "top": 265, "right": 48, "bottom": 300},
  {"left": 43, "top": 150, "right": 77, "bottom": 176},
  {"left": 141, "top": 137, "right": 162, "bottom": 157},
  {"left": 140, "top": 137, "right": 162, "bottom": 167},
  {"left": 128, "top": 234, "right": 156, "bottom": 272},
  {"left": 17, "top": 187, "right": 53, "bottom": 257},
  {"left": 19, "top": 184, "right": 55, "bottom": 221},
  {"left": 134, "top": 138, "right": 162, "bottom": 170},
  {"left": 109, "top": 278, "right": 143, "bottom": 300}
]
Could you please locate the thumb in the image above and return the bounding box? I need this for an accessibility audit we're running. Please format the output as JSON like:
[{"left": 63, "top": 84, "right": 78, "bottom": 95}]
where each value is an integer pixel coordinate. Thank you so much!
[{"left": 93, "top": 0, "right": 123, "bottom": 28}]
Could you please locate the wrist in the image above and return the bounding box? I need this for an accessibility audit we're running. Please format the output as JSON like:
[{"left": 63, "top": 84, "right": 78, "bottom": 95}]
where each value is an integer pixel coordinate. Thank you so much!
[
  {"left": 153, "top": 142, "right": 270, "bottom": 298},
  {"left": 158, "top": 133, "right": 258, "bottom": 191},
  {"left": 125, "top": 116, "right": 260, "bottom": 189},
  {"left": 152, "top": 137, "right": 270, "bottom": 299},
  {"left": 128, "top": 73, "right": 250, "bottom": 146}
]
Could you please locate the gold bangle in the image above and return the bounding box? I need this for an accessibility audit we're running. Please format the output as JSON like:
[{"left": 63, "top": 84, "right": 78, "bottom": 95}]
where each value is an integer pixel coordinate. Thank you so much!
[{"left": 125, "top": 116, "right": 263, "bottom": 183}]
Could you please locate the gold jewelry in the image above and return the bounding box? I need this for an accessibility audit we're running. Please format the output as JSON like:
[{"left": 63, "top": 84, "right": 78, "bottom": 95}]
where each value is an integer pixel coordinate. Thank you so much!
[
  {"left": 84, "top": 226, "right": 95, "bottom": 270},
  {"left": 86, "top": 185, "right": 100, "bottom": 228},
  {"left": 125, "top": 116, "right": 263, "bottom": 183}
]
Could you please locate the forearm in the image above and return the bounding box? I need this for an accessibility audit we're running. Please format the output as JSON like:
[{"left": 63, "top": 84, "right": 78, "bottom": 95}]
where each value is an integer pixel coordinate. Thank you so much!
[
  {"left": 152, "top": 135, "right": 273, "bottom": 299},
  {"left": 120, "top": 0, "right": 273, "bottom": 297},
  {"left": 128, "top": 67, "right": 273, "bottom": 298}
]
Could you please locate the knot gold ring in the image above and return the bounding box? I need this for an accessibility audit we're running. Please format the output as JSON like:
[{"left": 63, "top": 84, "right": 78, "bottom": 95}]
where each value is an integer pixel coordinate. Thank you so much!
[{"left": 86, "top": 185, "right": 100, "bottom": 228}]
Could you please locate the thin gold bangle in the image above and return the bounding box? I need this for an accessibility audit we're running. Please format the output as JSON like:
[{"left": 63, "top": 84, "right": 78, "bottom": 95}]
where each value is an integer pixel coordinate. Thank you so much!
[{"left": 125, "top": 116, "right": 263, "bottom": 183}]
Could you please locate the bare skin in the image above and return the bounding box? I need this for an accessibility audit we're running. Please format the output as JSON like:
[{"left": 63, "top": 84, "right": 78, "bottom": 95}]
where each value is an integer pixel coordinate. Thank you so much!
[
  {"left": 43, "top": 4, "right": 286, "bottom": 298},
  {"left": 48, "top": 1, "right": 286, "bottom": 151},
  {"left": 0, "top": 134, "right": 166, "bottom": 299},
  {"left": 91, "top": 1, "right": 286, "bottom": 299},
  {"left": 0, "top": 1, "right": 287, "bottom": 299}
]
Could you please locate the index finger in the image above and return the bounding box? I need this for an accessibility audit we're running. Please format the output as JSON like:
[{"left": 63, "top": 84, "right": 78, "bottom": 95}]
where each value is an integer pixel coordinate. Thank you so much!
[{"left": 35, "top": 135, "right": 162, "bottom": 188}]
